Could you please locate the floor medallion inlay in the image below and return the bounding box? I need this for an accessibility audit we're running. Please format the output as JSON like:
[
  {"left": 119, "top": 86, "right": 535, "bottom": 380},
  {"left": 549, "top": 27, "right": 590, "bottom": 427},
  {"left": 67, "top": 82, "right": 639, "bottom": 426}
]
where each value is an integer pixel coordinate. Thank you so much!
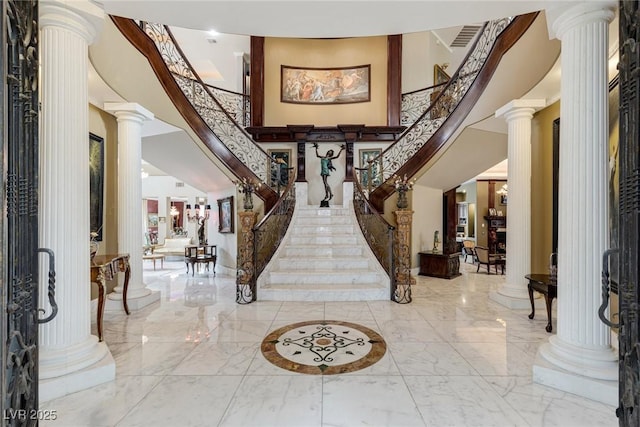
[{"left": 261, "top": 320, "right": 386, "bottom": 374}]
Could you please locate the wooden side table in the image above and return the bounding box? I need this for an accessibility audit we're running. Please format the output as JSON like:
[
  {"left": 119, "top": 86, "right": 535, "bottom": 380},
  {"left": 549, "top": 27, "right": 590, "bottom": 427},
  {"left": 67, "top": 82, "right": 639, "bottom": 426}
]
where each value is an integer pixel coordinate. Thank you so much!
[
  {"left": 91, "top": 254, "right": 131, "bottom": 342},
  {"left": 525, "top": 273, "right": 557, "bottom": 332},
  {"left": 418, "top": 251, "right": 461, "bottom": 279}
]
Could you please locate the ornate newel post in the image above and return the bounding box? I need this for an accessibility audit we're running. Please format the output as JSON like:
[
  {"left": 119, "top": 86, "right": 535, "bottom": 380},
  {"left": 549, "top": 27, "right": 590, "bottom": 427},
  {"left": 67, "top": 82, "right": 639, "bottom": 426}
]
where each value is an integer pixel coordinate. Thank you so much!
[
  {"left": 393, "top": 210, "right": 414, "bottom": 304},
  {"left": 392, "top": 174, "right": 416, "bottom": 304},
  {"left": 236, "top": 211, "right": 258, "bottom": 303}
]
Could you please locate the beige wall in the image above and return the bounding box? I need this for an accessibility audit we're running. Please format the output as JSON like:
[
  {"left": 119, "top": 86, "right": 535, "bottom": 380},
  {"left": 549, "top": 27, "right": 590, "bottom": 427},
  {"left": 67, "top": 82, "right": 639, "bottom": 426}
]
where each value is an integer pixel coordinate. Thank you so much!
[
  {"left": 264, "top": 37, "right": 388, "bottom": 126},
  {"left": 476, "top": 181, "right": 489, "bottom": 247},
  {"left": 530, "top": 101, "right": 559, "bottom": 273},
  {"left": 89, "top": 104, "right": 119, "bottom": 297}
]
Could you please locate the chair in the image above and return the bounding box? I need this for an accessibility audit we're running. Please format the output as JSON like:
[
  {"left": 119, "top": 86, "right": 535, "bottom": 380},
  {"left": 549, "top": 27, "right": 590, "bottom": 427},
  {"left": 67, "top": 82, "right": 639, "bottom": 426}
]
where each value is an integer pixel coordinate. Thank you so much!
[
  {"left": 475, "top": 246, "right": 502, "bottom": 274},
  {"left": 462, "top": 240, "right": 476, "bottom": 263}
]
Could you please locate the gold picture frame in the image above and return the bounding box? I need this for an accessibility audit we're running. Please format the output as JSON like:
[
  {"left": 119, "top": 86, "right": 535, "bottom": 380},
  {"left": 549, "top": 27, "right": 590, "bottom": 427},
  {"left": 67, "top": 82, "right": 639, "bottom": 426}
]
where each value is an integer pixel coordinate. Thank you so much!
[
  {"left": 281, "top": 64, "right": 371, "bottom": 104},
  {"left": 217, "top": 196, "right": 234, "bottom": 233},
  {"left": 267, "top": 149, "right": 292, "bottom": 189},
  {"left": 434, "top": 64, "right": 450, "bottom": 85}
]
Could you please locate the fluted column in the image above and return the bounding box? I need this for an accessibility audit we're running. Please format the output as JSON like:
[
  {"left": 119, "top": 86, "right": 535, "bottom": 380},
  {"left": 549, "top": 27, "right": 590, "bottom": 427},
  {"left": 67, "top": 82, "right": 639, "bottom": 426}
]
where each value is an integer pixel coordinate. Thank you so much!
[
  {"left": 104, "top": 103, "right": 160, "bottom": 310},
  {"left": 38, "top": 0, "right": 113, "bottom": 402},
  {"left": 490, "top": 99, "right": 545, "bottom": 309},
  {"left": 534, "top": 1, "right": 617, "bottom": 405}
]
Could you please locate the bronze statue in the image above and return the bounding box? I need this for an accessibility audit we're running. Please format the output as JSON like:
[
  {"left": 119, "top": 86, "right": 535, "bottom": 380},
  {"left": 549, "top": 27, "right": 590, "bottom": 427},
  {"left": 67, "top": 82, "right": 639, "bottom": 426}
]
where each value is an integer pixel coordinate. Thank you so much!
[{"left": 313, "top": 142, "right": 345, "bottom": 203}]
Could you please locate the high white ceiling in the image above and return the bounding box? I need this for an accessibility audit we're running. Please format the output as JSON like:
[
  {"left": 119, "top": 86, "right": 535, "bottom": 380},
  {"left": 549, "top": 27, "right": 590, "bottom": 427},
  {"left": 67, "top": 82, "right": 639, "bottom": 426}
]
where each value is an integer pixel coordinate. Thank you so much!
[{"left": 100, "top": 0, "right": 558, "bottom": 38}]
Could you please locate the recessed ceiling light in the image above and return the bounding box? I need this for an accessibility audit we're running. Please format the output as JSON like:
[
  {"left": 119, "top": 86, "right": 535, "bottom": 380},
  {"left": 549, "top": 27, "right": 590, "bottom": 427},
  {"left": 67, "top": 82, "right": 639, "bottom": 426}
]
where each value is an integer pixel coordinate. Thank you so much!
[{"left": 208, "top": 29, "right": 219, "bottom": 37}]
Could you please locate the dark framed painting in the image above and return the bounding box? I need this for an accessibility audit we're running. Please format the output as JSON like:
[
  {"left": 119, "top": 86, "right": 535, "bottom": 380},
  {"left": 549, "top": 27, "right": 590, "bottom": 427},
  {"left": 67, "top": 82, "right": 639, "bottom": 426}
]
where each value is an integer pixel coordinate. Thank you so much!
[
  {"left": 500, "top": 195, "right": 508, "bottom": 205},
  {"left": 434, "top": 64, "right": 450, "bottom": 85},
  {"left": 281, "top": 64, "right": 370, "bottom": 104},
  {"left": 267, "top": 149, "right": 292, "bottom": 189},
  {"left": 359, "top": 148, "right": 382, "bottom": 188},
  {"left": 217, "top": 196, "right": 234, "bottom": 233},
  {"left": 89, "top": 133, "right": 104, "bottom": 241}
]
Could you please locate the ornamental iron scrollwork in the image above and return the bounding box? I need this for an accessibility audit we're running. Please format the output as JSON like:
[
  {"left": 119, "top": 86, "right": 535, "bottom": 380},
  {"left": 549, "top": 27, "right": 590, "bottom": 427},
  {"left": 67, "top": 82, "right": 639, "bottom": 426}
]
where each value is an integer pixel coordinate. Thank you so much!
[
  {"left": 379, "top": 17, "right": 514, "bottom": 185},
  {"left": 353, "top": 175, "right": 397, "bottom": 301},
  {"left": 139, "top": 22, "right": 269, "bottom": 183},
  {"left": 3, "top": 0, "right": 41, "bottom": 423}
]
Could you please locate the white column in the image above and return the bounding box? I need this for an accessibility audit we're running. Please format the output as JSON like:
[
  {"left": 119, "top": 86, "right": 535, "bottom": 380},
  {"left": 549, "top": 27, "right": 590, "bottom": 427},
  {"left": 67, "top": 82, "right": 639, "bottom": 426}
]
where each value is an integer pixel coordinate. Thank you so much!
[
  {"left": 534, "top": 1, "right": 618, "bottom": 405},
  {"left": 38, "top": 1, "right": 113, "bottom": 402},
  {"left": 104, "top": 103, "right": 160, "bottom": 310},
  {"left": 490, "top": 99, "right": 545, "bottom": 309}
]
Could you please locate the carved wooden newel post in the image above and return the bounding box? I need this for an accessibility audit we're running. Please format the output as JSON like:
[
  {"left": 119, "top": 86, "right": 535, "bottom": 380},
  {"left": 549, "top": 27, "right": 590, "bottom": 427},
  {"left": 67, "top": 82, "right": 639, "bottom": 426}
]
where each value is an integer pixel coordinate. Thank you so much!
[
  {"left": 393, "top": 209, "right": 414, "bottom": 303},
  {"left": 236, "top": 211, "right": 258, "bottom": 304}
]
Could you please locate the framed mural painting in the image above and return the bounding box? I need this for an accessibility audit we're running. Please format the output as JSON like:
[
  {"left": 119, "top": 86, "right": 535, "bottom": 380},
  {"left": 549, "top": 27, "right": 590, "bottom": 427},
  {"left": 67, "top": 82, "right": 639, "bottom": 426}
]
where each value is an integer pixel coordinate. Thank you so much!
[
  {"left": 359, "top": 148, "right": 382, "bottom": 188},
  {"left": 267, "top": 149, "right": 292, "bottom": 189},
  {"left": 281, "top": 64, "right": 371, "bottom": 104},
  {"left": 218, "top": 196, "right": 234, "bottom": 233},
  {"left": 89, "top": 133, "right": 104, "bottom": 241}
]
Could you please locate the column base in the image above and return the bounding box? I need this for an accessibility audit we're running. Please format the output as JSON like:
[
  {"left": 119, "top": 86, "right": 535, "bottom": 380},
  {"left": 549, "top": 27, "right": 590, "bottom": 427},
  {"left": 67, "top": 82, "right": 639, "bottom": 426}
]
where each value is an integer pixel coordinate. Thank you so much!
[
  {"left": 105, "top": 289, "right": 160, "bottom": 311},
  {"left": 489, "top": 289, "right": 532, "bottom": 309},
  {"left": 39, "top": 340, "right": 115, "bottom": 402},
  {"left": 533, "top": 346, "right": 617, "bottom": 406}
]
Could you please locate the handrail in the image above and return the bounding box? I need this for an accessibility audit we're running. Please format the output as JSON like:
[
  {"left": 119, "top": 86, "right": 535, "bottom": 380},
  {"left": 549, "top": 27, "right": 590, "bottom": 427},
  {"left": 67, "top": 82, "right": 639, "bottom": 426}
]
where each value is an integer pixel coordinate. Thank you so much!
[
  {"left": 110, "top": 16, "right": 278, "bottom": 210},
  {"left": 369, "top": 12, "right": 539, "bottom": 211},
  {"left": 170, "top": 71, "right": 250, "bottom": 127},
  {"left": 250, "top": 169, "right": 297, "bottom": 300},
  {"left": 352, "top": 169, "right": 397, "bottom": 300}
]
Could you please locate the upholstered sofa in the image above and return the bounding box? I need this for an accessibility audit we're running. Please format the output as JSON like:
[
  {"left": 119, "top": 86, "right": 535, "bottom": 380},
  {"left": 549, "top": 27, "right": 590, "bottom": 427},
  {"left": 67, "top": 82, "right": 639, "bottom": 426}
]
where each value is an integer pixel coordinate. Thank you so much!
[{"left": 153, "top": 237, "right": 192, "bottom": 258}]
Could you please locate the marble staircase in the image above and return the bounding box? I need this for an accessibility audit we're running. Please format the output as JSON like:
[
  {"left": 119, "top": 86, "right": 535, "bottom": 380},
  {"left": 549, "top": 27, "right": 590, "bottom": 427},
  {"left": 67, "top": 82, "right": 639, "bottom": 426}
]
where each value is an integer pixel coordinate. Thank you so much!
[{"left": 257, "top": 204, "right": 390, "bottom": 301}]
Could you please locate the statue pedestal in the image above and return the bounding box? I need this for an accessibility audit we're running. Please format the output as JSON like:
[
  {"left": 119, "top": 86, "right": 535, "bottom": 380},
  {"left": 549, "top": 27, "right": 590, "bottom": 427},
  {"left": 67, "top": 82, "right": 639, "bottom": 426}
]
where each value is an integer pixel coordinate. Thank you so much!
[{"left": 320, "top": 200, "right": 330, "bottom": 208}]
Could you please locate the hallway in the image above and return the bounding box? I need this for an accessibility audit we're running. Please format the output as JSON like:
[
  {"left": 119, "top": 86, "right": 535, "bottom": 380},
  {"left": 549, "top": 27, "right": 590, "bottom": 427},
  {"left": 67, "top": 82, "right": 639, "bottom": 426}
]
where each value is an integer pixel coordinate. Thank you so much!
[{"left": 40, "top": 261, "right": 617, "bottom": 426}]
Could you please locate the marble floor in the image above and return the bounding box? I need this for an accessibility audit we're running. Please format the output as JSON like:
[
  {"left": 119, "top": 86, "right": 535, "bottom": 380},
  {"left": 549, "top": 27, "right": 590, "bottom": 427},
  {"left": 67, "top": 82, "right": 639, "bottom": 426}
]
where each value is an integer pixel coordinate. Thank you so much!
[{"left": 40, "top": 259, "right": 618, "bottom": 427}]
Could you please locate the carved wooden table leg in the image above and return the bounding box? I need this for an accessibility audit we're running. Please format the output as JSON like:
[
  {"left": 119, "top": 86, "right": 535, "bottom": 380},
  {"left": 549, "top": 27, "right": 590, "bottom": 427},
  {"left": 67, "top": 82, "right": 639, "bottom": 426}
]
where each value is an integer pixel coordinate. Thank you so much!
[
  {"left": 96, "top": 276, "right": 105, "bottom": 342},
  {"left": 122, "top": 260, "right": 131, "bottom": 315},
  {"left": 528, "top": 282, "right": 535, "bottom": 320}
]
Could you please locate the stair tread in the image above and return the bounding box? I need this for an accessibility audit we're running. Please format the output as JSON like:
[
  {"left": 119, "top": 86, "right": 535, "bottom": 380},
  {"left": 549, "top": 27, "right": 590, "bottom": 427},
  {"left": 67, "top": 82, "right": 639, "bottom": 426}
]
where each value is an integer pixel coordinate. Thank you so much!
[{"left": 261, "top": 283, "right": 387, "bottom": 290}]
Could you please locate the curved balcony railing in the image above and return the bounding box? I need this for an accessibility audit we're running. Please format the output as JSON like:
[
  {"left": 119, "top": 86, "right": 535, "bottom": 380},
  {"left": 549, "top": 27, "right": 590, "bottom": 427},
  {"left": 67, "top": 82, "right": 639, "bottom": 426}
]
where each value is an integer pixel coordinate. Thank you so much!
[
  {"left": 111, "top": 16, "right": 278, "bottom": 210},
  {"left": 369, "top": 13, "right": 538, "bottom": 210}
]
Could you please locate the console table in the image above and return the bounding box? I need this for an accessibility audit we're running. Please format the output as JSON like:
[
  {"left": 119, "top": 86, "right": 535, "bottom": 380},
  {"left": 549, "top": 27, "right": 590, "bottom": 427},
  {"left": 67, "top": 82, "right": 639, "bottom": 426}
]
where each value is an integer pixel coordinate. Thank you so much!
[
  {"left": 185, "top": 245, "right": 217, "bottom": 276},
  {"left": 418, "top": 251, "right": 461, "bottom": 279},
  {"left": 525, "top": 273, "right": 557, "bottom": 332},
  {"left": 91, "top": 254, "right": 131, "bottom": 341}
]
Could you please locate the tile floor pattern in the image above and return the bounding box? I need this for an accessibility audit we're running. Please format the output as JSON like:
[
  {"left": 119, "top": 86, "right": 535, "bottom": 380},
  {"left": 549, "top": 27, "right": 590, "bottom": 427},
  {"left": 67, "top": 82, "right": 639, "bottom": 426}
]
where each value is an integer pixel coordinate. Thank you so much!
[{"left": 40, "top": 260, "right": 618, "bottom": 427}]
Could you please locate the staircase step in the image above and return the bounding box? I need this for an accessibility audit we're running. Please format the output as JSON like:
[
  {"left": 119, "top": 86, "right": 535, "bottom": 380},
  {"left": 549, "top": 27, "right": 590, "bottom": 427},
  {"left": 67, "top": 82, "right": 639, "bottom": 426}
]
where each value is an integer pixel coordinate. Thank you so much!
[
  {"left": 282, "top": 245, "right": 364, "bottom": 257},
  {"left": 289, "top": 235, "right": 358, "bottom": 245},
  {"left": 296, "top": 207, "right": 350, "bottom": 217},
  {"left": 268, "top": 270, "right": 381, "bottom": 284},
  {"left": 297, "top": 216, "right": 353, "bottom": 225},
  {"left": 276, "top": 257, "right": 370, "bottom": 270},
  {"left": 259, "top": 283, "right": 389, "bottom": 302},
  {"left": 290, "top": 224, "right": 355, "bottom": 235}
]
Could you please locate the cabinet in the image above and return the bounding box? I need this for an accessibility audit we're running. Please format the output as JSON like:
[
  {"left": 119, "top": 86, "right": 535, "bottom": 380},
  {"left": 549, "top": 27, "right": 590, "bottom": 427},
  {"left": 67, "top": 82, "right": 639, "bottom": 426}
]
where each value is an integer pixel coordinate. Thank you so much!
[
  {"left": 484, "top": 215, "right": 506, "bottom": 254},
  {"left": 418, "top": 251, "right": 461, "bottom": 279}
]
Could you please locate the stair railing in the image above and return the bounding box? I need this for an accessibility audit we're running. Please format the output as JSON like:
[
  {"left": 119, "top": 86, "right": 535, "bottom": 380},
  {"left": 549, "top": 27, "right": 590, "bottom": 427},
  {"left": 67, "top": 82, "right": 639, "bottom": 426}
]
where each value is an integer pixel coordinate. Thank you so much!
[
  {"left": 237, "top": 169, "right": 297, "bottom": 303},
  {"left": 134, "top": 20, "right": 271, "bottom": 184},
  {"left": 378, "top": 16, "right": 515, "bottom": 186},
  {"left": 353, "top": 169, "right": 398, "bottom": 301}
]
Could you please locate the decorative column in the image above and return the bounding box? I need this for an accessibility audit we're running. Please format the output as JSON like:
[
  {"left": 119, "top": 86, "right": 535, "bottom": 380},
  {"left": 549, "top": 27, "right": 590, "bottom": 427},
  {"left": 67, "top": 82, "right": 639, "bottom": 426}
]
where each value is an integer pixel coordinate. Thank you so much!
[
  {"left": 490, "top": 99, "right": 545, "bottom": 309},
  {"left": 38, "top": 0, "right": 113, "bottom": 402},
  {"left": 393, "top": 210, "right": 414, "bottom": 304},
  {"left": 534, "top": 1, "right": 618, "bottom": 405},
  {"left": 104, "top": 103, "right": 160, "bottom": 310},
  {"left": 237, "top": 211, "right": 258, "bottom": 304}
]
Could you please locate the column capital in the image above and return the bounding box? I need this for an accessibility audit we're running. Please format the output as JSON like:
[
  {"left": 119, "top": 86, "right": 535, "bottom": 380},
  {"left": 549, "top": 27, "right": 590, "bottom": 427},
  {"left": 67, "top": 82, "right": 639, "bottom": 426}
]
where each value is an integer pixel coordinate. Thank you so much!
[
  {"left": 495, "top": 99, "right": 546, "bottom": 121},
  {"left": 104, "top": 102, "right": 154, "bottom": 123},
  {"left": 40, "top": 0, "right": 104, "bottom": 44},
  {"left": 546, "top": 1, "right": 616, "bottom": 40}
]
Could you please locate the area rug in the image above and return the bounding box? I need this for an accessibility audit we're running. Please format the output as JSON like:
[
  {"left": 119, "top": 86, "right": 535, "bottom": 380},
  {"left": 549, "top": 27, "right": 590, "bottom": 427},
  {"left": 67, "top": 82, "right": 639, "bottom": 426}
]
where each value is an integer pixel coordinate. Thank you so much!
[{"left": 261, "top": 320, "right": 386, "bottom": 374}]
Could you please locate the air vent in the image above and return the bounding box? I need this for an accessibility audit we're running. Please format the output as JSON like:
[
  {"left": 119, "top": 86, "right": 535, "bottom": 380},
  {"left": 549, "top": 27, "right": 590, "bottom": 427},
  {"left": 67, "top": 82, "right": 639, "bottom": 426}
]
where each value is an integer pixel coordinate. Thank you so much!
[
  {"left": 450, "top": 25, "right": 482, "bottom": 48},
  {"left": 175, "top": 182, "right": 185, "bottom": 187}
]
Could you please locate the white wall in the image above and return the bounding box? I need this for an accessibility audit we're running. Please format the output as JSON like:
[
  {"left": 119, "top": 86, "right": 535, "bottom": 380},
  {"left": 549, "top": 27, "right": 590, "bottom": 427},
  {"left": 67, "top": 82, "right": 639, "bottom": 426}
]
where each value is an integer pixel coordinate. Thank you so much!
[
  {"left": 206, "top": 186, "right": 238, "bottom": 274},
  {"left": 142, "top": 175, "right": 207, "bottom": 244},
  {"left": 411, "top": 184, "right": 443, "bottom": 268}
]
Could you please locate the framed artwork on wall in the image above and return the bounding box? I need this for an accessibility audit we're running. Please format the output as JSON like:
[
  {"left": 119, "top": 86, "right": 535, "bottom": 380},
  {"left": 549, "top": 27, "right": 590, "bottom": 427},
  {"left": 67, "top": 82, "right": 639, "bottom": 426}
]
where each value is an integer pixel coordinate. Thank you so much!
[
  {"left": 434, "top": 64, "right": 450, "bottom": 85},
  {"left": 281, "top": 64, "right": 371, "bottom": 104},
  {"left": 218, "top": 196, "right": 234, "bottom": 233},
  {"left": 267, "top": 149, "right": 292, "bottom": 189},
  {"left": 89, "top": 133, "right": 104, "bottom": 241},
  {"left": 358, "top": 148, "right": 382, "bottom": 188}
]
